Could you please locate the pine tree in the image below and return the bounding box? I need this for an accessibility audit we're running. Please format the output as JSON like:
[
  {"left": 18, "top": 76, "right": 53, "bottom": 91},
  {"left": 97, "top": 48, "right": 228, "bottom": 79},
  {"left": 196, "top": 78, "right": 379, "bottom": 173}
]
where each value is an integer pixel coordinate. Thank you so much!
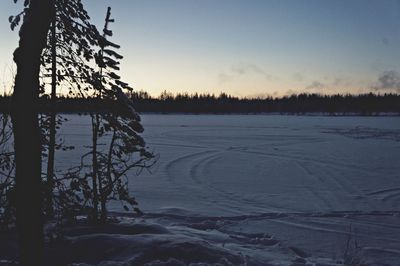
[
  {"left": 83, "top": 7, "right": 156, "bottom": 223},
  {"left": 4, "top": 1, "right": 156, "bottom": 263},
  {"left": 9, "top": 0, "right": 156, "bottom": 225}
]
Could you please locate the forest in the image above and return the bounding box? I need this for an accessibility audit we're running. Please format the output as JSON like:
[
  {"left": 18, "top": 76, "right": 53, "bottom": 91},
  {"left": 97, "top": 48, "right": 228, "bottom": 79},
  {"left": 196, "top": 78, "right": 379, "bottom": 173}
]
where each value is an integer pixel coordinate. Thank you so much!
[{"left": 0, "top": 92, "right": 399, "bottom": 114}]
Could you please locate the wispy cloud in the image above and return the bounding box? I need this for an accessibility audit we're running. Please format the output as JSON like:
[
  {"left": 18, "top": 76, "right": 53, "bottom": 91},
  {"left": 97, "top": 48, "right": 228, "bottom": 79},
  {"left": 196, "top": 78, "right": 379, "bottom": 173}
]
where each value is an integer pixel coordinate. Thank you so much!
[
  {"left": 231, "top": 63, "right": 271, "bottom": 78},
  {"left": 218, "top": 62, "right": 275, "bottom": 84},
  {"left": 292, "top": 72, "right": 305, "bottom": 82},
  {"left": 373, "top": 70, "right": 400, "bottom": 93},
  {"left": 305, "top": 81, "right": 325, "bottom": 91},
  {"left": 382, "top": 37, "right": 389, "bottom": 46},
  {"left": 304, "top": 76, "right": 357, "bottom": 93},
  {"left": 218, "top": 73, "right": 231, "bottom": 84}
]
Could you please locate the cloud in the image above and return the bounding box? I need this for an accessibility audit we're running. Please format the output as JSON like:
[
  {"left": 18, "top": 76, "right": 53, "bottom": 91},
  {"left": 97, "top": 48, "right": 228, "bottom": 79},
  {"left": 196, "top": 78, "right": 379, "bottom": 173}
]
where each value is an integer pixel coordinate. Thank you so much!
[
  {"left": 332, "top": 77, "right": 354, "bottom": 88},
  {"left": 218, "top": 62, "right": 275, "bottom": 84},
  {"left": 304, "top": 77, "right": 355, "bottom": 93},
  {"left": 218, "top": 73, "right": 231, "bottom": 84},
  {"left": 231, "top": 63, "right": 264, "bottom": 76},
  {"left": 292, "top": 72, "right": 305, "bottom": 82},
  {"left": 382, "top": 37, "right": 389, "bottom": 46},
  {"left": 373, "top": 70, "right": 400, "bottom": 92},
  {"left": 305, "top": 81, "right": 325, "bottom": 91}
]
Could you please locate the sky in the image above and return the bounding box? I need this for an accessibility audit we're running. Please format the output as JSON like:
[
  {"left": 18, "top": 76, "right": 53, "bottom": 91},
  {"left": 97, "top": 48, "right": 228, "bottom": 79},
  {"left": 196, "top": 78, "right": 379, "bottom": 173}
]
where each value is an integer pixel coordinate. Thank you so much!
[{"left": 1, "top": 0, "right": 400, "bottom": 97}]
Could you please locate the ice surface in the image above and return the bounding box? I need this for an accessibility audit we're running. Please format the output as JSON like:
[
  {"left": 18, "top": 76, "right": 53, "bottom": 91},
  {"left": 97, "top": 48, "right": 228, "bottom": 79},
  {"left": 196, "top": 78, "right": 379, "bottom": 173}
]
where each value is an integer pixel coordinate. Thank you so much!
[{"left": 50, "top": 115, "right": 400, "bottom": 265}]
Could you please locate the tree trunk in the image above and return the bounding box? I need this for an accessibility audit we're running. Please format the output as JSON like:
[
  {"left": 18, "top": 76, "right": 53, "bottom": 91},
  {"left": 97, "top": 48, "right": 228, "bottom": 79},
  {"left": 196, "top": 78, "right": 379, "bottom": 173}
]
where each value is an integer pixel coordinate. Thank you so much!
[
  {"left": 46, "top": 15, "right": 57, "bottom": 218},
  {"left": 91, "top": 114, "right": 100, "bottom": 222},
  {"left": 11, "top": 0, "right": 53, "bottom": 265},
  {"left": 101, "top": 130, "right": 116, "bottom": 223}
]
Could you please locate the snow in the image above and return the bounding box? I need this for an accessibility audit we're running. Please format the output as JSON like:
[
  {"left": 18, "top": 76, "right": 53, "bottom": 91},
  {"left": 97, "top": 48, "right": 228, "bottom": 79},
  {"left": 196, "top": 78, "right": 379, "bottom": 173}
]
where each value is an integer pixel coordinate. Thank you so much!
[{"left": 7, "top": 114, "right": 400, "bottom": 265}]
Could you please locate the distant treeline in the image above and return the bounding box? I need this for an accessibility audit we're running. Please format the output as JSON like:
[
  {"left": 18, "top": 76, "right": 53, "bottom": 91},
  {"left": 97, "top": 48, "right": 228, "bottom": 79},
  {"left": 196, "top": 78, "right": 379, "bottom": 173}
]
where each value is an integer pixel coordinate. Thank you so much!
[
  {"left": 128, "top": 91, "right": 400, "bottom": 114},
  {"left": 0, "top": 92, "right": 399, "bottom": 115}
]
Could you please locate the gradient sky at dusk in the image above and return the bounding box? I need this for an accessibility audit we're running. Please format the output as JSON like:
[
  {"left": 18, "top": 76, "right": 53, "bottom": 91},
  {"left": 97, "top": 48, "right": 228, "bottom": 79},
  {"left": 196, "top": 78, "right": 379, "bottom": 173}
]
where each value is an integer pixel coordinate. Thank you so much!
[{"left": 1, "top": 0, "right": 400, "bottom": 97}]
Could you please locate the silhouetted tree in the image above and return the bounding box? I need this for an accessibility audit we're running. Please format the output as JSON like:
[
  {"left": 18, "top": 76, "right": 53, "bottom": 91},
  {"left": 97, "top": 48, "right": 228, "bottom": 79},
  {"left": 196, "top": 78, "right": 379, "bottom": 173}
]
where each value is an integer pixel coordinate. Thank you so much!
[
  {"left": 39, "top": 3, "right": 155, "bottom": 224},
  {"left": 85, "top": 7, "right": 156, "bottom": 223},
  {"left": 44, "top": 5, "right": 57, "bottom": 218},
  {"left": 10, "top": 0, "right": 53, "bottom": 264},
  {"left": 32, "top": 1, "right": 156, "bottom": 224},
  {"left": 39, "top": 0, "right": 101, "bottom": 220},
  {"left": 6, "top": 0, "right": 156, "bottom": 263}
]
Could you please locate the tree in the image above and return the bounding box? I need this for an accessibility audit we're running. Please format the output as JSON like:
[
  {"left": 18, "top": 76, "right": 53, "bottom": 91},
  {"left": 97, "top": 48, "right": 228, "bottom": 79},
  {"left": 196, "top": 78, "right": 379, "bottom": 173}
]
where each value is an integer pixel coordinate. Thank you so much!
[
  {"left": 34, "top": 0, "right": 155, "bottom": 223},
  {"left": 6, "top": 0, "right": 156, "bottom": 264},
  {"left": 69, "top": 7, "right": 156, "bottom": 223},
  {"left": 10, "top": 0, "right": 53, "bottom": 264},
  {"left": 9, "top": 0, "right": 156, "bottom": 207},
  {"left": 39, "top": 0, "right": 101, "bottom": 219}
]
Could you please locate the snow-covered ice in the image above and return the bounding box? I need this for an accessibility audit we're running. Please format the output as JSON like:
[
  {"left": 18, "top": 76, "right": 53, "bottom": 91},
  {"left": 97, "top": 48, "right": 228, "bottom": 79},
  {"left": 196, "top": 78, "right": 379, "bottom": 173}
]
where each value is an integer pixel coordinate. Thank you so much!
[{"left": 50, "top": 114, "right": 400, "bottom": 265}]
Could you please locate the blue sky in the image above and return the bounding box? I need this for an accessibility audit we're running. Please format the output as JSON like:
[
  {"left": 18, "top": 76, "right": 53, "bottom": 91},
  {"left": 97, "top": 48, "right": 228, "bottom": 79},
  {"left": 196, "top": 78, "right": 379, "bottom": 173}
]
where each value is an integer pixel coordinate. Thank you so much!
[{"left": 1, "top": 0, "right": 400, "bottom": 97}]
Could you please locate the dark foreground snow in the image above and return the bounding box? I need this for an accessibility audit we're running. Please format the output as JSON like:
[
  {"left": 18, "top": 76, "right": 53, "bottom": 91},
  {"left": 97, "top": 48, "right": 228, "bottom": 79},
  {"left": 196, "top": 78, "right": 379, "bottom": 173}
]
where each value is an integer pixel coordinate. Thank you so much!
[{"left": 1, "top": 215, "right": 347, "bottom": 265}]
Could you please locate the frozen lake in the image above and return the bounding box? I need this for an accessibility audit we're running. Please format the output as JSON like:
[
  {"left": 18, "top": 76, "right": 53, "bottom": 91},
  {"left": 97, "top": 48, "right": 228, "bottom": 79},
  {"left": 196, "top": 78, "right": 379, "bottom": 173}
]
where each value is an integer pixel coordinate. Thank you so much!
[{"left": 57, "top": 114, "right": 400, "bottom": 265}]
